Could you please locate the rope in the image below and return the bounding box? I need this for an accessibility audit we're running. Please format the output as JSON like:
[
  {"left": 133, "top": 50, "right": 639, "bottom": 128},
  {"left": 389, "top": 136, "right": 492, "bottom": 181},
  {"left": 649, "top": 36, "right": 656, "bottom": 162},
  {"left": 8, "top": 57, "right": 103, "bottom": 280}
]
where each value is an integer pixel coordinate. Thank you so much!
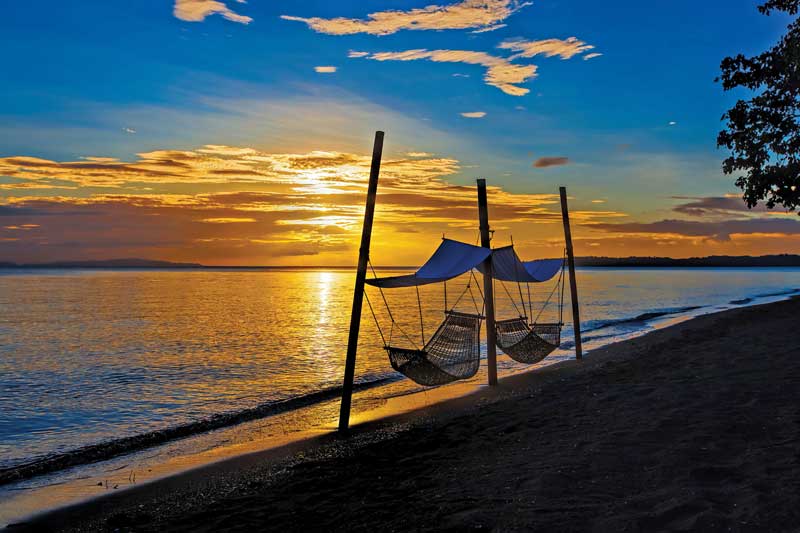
[
  {"left": 527, "top": 283, "right": 533, "bottom": 322},
  {"left": 369, "top": 260, "right": 395, "bottom": 323},
  {"left": 500, "top": 279, "right": 525, "bottom": 318},
  {"left": 534, "top": 262, "right": 565, "bottom": 325},
  {"left": 416, "top": 285, "right": 425, "bottom": 346},
  {"left": 469, "top": 270, "right": 486, "bottom": 316},
  {"left": 468, "top": 284, "right": 481, "bottom": 315},
  {"left": 368, "top": 259, "right": 419, "bottom": 349},
  {"left": 444, "top": 280, "right": 448, "bottom": 313},
  {"left": 450, "top": 280, "right": 472, "bottom": 311},
  {"left": 559, "top": 249, "right": 567, "bottom": 325},
  {"left": 510, "top": 238, "right": 527, "bottom": 316},
  {"left": 363, "top": 289, "right": 387, "bottom": 347}
]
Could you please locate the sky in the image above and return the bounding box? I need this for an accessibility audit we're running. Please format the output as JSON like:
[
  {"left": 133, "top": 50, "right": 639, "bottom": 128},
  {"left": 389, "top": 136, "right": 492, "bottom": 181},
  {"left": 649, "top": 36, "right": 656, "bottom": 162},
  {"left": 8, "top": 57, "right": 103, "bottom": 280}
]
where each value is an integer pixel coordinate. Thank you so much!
[{"left": 0, "top": 0, "right": 797, "bottom": 266}]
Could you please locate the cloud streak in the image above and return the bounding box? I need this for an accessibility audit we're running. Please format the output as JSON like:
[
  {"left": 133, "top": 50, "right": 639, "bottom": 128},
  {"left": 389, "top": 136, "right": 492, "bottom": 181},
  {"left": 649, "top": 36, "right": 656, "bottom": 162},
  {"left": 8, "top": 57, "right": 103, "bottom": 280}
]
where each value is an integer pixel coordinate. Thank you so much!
[
  {"left": 353, "top": 49, "right": 537, "bottom": 96},
  {"left": 498, "top": 37, "right": 596, "bottom": 60},
  {"left": 173, "top": 0, "right": 251, "bottom": 24},
  {"left": 350, "top": 38, "right": 596, "bottom": 96},
  {"left": 0, "top": 143, "right": 627, "bottom": 264},
  {"left": 281, "top": 0, "right": 531, "bottom": 36},
  {"left": 533, "top": 157, "right": 570, "bottom": 168},
  {"left": 590, "top": 218, "right": 800, "bottom": 242}
]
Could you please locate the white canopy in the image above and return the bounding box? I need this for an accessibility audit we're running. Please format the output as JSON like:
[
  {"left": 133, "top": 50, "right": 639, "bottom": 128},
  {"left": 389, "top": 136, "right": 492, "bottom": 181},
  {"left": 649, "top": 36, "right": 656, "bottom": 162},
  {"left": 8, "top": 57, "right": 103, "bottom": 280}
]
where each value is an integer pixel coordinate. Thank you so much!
[
  {"left": 478, "top": 246, "right": 563, "bottom": 283},
  {"left": 366, "top": 240, "right": 562, "bottom": 289},
  {"left": 365, "top": 239, "right": 491, "bottom": 289}
]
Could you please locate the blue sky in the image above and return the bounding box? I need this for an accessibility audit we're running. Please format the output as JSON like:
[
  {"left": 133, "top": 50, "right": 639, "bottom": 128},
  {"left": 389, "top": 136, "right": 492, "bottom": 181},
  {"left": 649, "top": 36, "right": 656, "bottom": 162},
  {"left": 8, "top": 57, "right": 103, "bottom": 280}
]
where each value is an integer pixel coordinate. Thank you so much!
[{"left": 0, "top": 1, "right": 797, "bottom": 264}]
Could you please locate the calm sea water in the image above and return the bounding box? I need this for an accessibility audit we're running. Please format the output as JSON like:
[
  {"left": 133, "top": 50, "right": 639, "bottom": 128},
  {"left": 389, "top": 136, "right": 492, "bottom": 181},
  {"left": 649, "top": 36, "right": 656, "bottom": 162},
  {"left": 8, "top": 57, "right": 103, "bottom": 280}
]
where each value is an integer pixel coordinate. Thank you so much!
[{"left": 1, "top": 267, "right": 799, "bottom": 473}]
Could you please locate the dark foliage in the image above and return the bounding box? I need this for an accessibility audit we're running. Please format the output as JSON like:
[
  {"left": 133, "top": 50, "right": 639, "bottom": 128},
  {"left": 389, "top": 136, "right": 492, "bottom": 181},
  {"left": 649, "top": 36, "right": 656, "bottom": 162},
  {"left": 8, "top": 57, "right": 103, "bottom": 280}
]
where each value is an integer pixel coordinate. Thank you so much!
[{"left": 718, "top": 0, "right": 800, "bottom": 210}]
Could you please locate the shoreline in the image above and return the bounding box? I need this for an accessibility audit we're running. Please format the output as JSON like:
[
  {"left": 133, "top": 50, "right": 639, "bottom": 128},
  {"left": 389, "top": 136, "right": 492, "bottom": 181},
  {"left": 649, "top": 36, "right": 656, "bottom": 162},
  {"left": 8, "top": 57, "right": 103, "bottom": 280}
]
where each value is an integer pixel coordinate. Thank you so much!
[{"left": 11, "top": 296, "right": 800, "bottom": 531}]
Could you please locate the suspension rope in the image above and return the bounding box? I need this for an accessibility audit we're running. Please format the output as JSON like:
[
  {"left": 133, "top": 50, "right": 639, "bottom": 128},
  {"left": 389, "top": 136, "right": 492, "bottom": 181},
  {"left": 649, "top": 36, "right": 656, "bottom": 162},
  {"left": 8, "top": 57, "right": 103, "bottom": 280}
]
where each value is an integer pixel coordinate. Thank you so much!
[
  {"left": 527, "top": 283, "right": 533, "bottom": 323},
  {"left": 510, "top": 237, "right": 527, "bottom": 316},
  {"left": 368, "top": 259, "right": 419, "bottom": 349},
  {"left": 416, "top": 285, "right": 425, "bottom": 346},
  {"left": 450, "top": 280, "right": 472, "bottom": 310},
  {"left": 500, "top": 279, "right": 525, "bottom": 318},
  {"left": 468, "top": 284, "right": 481, "bottom": 315},
  {"left": 534, "top": 262, "right": 565, "bottom": 325},
  {"left": 363, "top": 289, "right": 387, "bottom": 347},
  {"left": 469, "top": 269, "right": 486, "bottom": 316},
  {"left": 368, "top": 260, "right": 395, "bottom": 323},
  {"left": 444, "top": 280, "right": 448, "bottom": 313},
  {"left": 559, "top": 249, "right": 567, "bottom": 325}
]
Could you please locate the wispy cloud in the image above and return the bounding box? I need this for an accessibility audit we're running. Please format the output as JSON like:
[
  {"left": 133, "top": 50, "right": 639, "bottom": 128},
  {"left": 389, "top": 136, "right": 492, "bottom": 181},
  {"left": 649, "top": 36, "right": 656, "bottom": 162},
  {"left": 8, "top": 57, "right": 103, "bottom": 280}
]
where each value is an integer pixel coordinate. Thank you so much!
[
  {"left": 461, "top": 111, "right": 487, "bottom": 118},
  {"left": 173, "top": 0, "right": 251, "bottom": 24},
  {"left": 533, "top": 157, "right": 570, "bottom": 168},
  {"left": 281, "top": 0, "right": 531, "bottom": 36},
  {"left": 471, "top": 23, "right": 507, "bottom": 34},
  {"left": 0, "top": 142, "right": 626, "bottom": 264},
  {"left": 314, "top": 66, "right": 337, "bottom": 73},
  {"left": 201, "top": 217, "right": 257, "bottom": 224},
  {"left": 498, "top": 37, "right": 596, "bottom": 60},
  {"left": 591, "top": 218, "right": 800, "bottom": 242},
  {"left": 353, "top": 49, "right": 537, "bottom": 96},
  {"left": 584, "top": 53, "right": 603, "bottom": 60},
  {"left": 349, "top": 37, "right": 596, "bottom": 96}
]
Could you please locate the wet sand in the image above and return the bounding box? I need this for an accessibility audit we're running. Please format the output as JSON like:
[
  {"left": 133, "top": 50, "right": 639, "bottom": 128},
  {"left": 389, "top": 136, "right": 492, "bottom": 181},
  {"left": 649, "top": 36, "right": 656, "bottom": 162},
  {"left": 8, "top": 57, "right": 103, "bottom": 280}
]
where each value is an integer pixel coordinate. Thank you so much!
[{"left": 11, "top": 298, "right": 800, "bottom": 532}]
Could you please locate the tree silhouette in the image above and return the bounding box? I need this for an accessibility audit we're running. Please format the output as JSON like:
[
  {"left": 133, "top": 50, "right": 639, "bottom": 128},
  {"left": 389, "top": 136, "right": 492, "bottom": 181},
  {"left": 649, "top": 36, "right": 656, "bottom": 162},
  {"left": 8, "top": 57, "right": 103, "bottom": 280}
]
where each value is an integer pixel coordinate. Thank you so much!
[{"left": 718, "top": 0, "right": 800, "bottom": 211}]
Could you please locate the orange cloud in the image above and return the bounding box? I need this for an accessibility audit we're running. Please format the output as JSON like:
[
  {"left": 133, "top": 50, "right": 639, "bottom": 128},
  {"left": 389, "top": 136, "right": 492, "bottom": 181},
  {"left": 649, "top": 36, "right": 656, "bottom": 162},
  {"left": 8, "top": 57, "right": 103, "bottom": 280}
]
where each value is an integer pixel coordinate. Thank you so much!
[
  {"left": 498, "top": 37, "right": 596, "bottom": 60},
  {"left": 282, "top": 0, "right": 531, "bottom": 36},
  {"left": 0, "top": 143, "right": 631, "bottom": 265},
  {"left": 354, "top": 49, "right": 538, "bottom": 96},
  {"left": 173, "top": 0, "right": 251, "bottom": 24},
  {"left": 533, "top": 157, "right": 570, "bottom": 168}
]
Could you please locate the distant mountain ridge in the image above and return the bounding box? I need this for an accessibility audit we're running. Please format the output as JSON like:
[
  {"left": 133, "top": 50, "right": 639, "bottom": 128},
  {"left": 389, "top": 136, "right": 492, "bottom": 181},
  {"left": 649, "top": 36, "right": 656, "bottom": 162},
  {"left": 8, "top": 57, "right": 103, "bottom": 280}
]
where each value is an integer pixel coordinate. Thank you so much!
[
  {"left": 1, "top": 256, "right": 800, "bottom": 269},
  {"left": 575, "top": 255, "right": 800, "bottom": 267},
  {"left": 0, "top": 258, "right": 202, "bottom": 268}
]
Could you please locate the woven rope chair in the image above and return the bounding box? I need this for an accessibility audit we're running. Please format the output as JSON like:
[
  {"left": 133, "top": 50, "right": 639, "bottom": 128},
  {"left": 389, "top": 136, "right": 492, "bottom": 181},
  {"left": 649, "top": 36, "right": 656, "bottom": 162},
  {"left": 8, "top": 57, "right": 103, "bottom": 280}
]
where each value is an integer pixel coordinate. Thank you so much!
[
  {"left": 496, "top": 317, "right": 561, "bottom": 364},
  {"left": 386, "top": 311, "right": 483, "bottom": 386}
]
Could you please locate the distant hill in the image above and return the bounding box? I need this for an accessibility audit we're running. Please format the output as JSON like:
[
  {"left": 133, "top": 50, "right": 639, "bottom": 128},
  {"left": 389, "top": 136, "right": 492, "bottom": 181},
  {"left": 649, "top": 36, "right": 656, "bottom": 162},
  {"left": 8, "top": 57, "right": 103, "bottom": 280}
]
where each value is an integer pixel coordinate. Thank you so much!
[
  {"left": 1, "top": 256, "right": 800, "bottom": 269},
  {"left": 0, "top": 258, "right": 202, "bottom": 269},
  {"left": 574, "top": 255, "right": 800, "bottom": 267}
]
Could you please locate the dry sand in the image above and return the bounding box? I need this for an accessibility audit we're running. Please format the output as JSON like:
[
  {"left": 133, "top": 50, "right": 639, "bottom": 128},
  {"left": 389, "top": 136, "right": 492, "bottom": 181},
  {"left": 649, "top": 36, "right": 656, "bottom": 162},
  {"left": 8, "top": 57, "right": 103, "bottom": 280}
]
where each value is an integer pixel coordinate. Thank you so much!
[{"left": 11, "top": 298, "right": 800, "bottom": 532}]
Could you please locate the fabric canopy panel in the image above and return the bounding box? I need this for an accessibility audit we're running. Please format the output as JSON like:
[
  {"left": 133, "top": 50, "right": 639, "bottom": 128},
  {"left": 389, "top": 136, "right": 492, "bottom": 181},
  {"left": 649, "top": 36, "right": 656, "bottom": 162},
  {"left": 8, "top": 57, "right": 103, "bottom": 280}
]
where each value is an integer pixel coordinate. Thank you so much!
[
  {"left": 366, "top": 239, "right": 491, "bottom": 289},
  {"left": 478, "top": 246, "right": 562, "bottom": 283}
]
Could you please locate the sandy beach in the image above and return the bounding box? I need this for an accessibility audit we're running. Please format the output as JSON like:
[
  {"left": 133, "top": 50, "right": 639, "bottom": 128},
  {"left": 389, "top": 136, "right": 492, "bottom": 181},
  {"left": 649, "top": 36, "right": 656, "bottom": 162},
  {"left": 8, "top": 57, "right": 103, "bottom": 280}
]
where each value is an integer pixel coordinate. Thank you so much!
[{"left": 11, "top": 297, "right": 800, "bottom": 532}]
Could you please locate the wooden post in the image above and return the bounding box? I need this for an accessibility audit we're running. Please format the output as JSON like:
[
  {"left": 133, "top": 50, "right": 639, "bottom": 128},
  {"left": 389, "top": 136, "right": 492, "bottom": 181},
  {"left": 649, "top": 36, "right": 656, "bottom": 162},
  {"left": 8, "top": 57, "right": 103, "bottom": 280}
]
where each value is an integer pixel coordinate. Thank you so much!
[
  {"left": 477, "top": 179, "right": 498, "bottom": 386},
  {"left": 338, "top": 131, "right": 384, "bottom": 432},
  {"left": 559, "top": 186, "right": 583, "bottom": 360}
]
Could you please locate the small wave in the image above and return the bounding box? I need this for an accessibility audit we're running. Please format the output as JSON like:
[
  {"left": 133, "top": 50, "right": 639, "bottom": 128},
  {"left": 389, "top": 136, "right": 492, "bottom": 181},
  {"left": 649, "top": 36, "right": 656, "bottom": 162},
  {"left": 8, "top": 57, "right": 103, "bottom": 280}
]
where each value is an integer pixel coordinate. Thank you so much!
[
  {"left": 584, "top": 306, "right": 703, "bottom": 333},
  {"left": 0, "top": 376, "right": 396, "bottom": 486},
  {"left": 754, "top": 288, "right": 800, "bottom": 298},
  {"left": 730, "top": 298, "right": 753, "bottom": 305}
]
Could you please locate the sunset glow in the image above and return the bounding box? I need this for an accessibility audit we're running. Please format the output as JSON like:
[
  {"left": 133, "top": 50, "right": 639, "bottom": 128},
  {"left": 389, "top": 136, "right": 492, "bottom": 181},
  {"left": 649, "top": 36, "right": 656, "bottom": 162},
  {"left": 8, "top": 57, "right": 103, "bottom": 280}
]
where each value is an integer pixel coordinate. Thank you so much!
[{"left": 1, "top": 0, "right": 796, "bottom": 265}]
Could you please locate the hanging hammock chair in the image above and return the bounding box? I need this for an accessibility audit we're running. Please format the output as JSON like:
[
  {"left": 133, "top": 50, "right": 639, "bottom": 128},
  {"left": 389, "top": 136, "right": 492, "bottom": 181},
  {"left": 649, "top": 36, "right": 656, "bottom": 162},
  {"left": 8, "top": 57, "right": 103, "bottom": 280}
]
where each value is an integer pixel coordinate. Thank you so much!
[
  {"left": 493, "top": 247, "right": 567, "bottom": 364},
  {"left": 386, "top": 310, "right": 483, "bottom": 386},
  {"left": 364, "top": 239, "right": 490, "bottom": 387},
  {"left": 496, "top": 319, "right": 562, "bottom": 364}
]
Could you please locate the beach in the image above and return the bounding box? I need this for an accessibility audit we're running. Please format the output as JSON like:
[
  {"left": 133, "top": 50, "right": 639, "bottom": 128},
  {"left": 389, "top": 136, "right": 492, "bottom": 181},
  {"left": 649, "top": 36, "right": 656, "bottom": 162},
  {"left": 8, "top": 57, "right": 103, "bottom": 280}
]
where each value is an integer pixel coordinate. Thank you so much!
[{"left": 10, "top": 296, "right": 800, "bottom": 532}]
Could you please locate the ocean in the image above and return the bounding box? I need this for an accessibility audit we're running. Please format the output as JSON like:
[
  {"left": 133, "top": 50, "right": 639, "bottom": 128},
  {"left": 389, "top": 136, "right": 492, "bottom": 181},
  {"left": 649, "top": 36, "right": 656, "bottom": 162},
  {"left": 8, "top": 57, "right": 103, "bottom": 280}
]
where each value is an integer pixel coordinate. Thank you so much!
[{"left": 1, "top": 267, "right": 799, "bottom": 487}]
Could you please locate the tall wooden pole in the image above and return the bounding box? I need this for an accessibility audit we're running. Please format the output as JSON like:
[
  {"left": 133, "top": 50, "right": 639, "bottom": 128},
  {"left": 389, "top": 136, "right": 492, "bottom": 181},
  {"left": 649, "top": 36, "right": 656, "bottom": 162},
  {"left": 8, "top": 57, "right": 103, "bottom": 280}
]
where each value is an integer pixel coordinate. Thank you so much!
[
  {"left": 477, "top": 179, "right": 498, "bottom": 386},
  {"left": 338, "top": 131, "right": 384, "bottom": 432},
  {"left": 559, "top": 187, "right": 583, "bottom": 360}
]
